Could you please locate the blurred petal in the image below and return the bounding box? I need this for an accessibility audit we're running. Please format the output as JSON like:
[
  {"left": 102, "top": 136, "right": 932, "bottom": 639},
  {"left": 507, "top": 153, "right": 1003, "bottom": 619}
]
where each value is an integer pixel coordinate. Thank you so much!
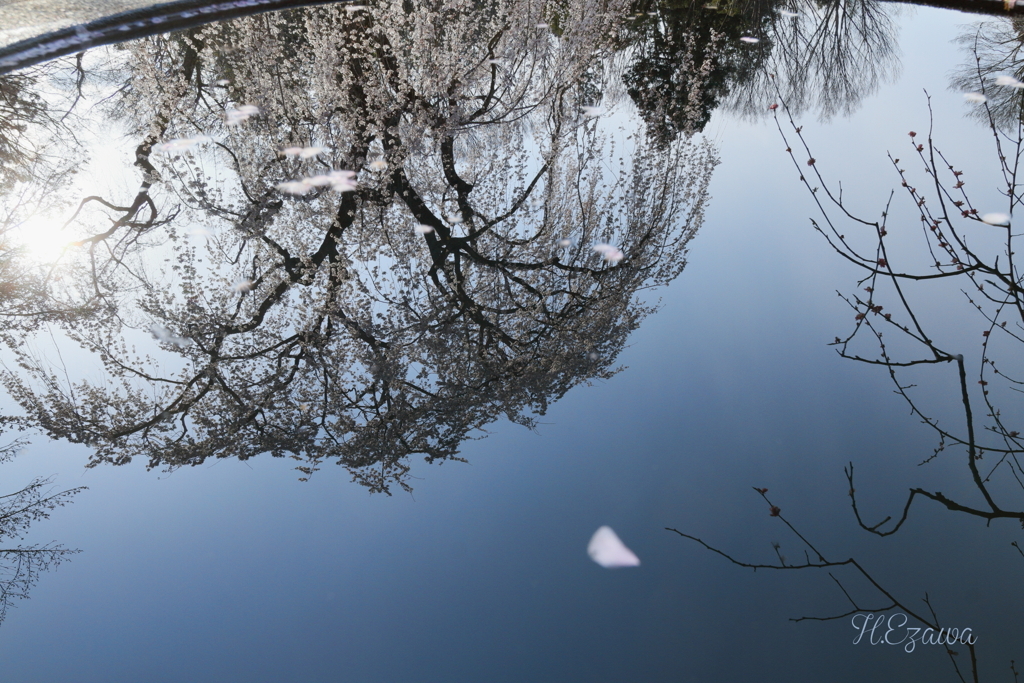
[
  {"left": 277, "top": 180, "right": 314, "bottom": 195},
  {"left": 982, "top": 212, "right": 1011, "bottom": 226},
  {"left": 994, "top": 75, "right": 1024, "bottom": 88},
  {"left": 587, "top": 526, "right": 640, "bottom": 568}
]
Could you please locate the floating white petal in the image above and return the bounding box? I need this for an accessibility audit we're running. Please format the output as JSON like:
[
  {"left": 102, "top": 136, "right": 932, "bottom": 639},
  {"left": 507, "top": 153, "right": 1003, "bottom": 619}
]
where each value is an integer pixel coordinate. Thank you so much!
[
  {"left": 282, "top": 146, "right": 326, "bottom": 158},
  {"left": 963, "top": 92, "right": 987, "bottom": 103},
  {"left": 233, "top": 279, "right": 254, "bottom": 292},
  {"left": 303, "top": 174, "right": 336, "bottom": 187},
  {"left": 777, "top": 9, "right": 799, "bottom": 16},
  {"left": 557, "top": 238, "right": 572, "bottom": 247},
  {"left": 582, "top": 105, "right": 604, "bottom": 117},
  {"left": 149, "top": 324, "right": 192, "bottom": 348},
  {"left": 326, "top": 169, "right": 358, "bottom": 192},
  {"left": 994, "top": 75, "right": 1024, "bottom": 89},
  {"left": 587, "top": 526, "right": 640, "bottom": 568},
  {"left": 277, "top": 171, "right": 356, "bottom": 195},
  {"left": 276, "top": 180, "right": 314, "bottom": 195},
  {"left": 152, "top": 136, "right": 213, "bottom": 154},
  {"left": 367, "top": 159, "right": 388, "bottom": 171},
  {"left": 982, "top": 212, "right": 1011, "bottom": 226},
  {"left": 739, "top": 36, "right": 760, "bottom": 44},
  {"left": 414, "top": 224, "right": 434, "bottom": 234},
  {"left": 225, "top": 104, "right": 260, "bottom": 126},
  {"left": 592, "top": 243, "right": 624, "bottom": 264}
]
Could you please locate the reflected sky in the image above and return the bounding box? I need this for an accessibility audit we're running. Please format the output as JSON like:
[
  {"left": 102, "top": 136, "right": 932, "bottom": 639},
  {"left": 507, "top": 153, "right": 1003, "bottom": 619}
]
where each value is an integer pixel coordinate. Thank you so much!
[{"left": 0, "top": 2, "right": 1023, "bottom": 682}]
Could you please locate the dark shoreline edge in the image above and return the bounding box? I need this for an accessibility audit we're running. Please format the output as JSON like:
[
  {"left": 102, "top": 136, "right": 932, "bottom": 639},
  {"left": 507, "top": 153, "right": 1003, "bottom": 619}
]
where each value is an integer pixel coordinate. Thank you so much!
[
  {"left": 0, "top": 0, "right": 351, "bottom": 75},
  {"left": 0, "top": 0, "right": 1021, "bottom": 77}
]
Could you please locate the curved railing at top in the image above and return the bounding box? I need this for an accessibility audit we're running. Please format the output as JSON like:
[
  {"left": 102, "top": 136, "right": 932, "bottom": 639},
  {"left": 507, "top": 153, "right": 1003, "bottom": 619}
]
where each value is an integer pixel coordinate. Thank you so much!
[{"left": 0, "top": 0, "right": 351, "bottom": 76}]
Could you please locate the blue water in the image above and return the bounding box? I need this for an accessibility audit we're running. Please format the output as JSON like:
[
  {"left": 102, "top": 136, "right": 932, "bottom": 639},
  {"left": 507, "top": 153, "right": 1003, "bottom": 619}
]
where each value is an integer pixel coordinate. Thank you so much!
[{"left": 0, "top": 4, "right": 1020, "bottom": 682}]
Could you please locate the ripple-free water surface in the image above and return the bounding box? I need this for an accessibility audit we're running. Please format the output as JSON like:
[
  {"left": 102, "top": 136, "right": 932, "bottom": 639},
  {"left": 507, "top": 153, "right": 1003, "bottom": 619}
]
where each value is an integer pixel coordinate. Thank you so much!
[{"left": 0, "top": 2, "right": 1018, "bottom": 681}]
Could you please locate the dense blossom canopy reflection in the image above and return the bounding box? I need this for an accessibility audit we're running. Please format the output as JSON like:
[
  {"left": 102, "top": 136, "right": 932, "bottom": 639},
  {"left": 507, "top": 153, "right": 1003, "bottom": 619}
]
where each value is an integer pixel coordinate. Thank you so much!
[{"left": 0, "top": 1, "right": 718, "bottom": 492}]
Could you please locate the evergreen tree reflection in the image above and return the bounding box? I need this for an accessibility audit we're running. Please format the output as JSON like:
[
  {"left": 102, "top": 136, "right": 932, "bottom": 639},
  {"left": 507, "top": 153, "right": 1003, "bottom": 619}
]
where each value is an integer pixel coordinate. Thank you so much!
[{"left": 620, "top": 0, "right": 900, "bottom": 131}]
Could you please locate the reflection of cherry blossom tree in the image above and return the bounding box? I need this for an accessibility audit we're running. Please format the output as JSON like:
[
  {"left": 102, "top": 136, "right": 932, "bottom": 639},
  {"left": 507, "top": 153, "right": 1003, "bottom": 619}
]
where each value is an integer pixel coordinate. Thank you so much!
[
  {"left": 0, "top": 1, "right": 718, "bottom": 493},
  {"left": 0, "top": 58, "right": 85, "bottom": 196},
  {"left": 0, "top": 73, "right": 47, "bottom": 192},
  {"left": 0, "top": 442, "right": 83, "bottom": 627},
  {"left": 0, "top": 62, "right": 91, "bottom": 329}
]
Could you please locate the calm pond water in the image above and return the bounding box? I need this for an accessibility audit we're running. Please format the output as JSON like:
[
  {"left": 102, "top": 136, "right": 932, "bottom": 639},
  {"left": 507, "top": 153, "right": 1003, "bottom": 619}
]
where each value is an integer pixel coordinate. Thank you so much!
[{"left": 0, "top": 1, "right": 1022, "bottom": 681}]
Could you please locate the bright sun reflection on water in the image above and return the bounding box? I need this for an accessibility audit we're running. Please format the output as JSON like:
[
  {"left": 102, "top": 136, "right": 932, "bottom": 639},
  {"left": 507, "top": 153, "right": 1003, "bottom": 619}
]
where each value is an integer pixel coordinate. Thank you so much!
[{"left": 8, "top": 215, "right": 75, "bottom": 264}]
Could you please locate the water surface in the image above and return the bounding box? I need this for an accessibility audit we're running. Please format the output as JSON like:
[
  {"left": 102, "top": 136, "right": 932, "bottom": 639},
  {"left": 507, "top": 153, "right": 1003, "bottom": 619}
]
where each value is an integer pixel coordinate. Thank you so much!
[{"left": 0, "top": 2, "right": 1021, "bottom": 681}]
